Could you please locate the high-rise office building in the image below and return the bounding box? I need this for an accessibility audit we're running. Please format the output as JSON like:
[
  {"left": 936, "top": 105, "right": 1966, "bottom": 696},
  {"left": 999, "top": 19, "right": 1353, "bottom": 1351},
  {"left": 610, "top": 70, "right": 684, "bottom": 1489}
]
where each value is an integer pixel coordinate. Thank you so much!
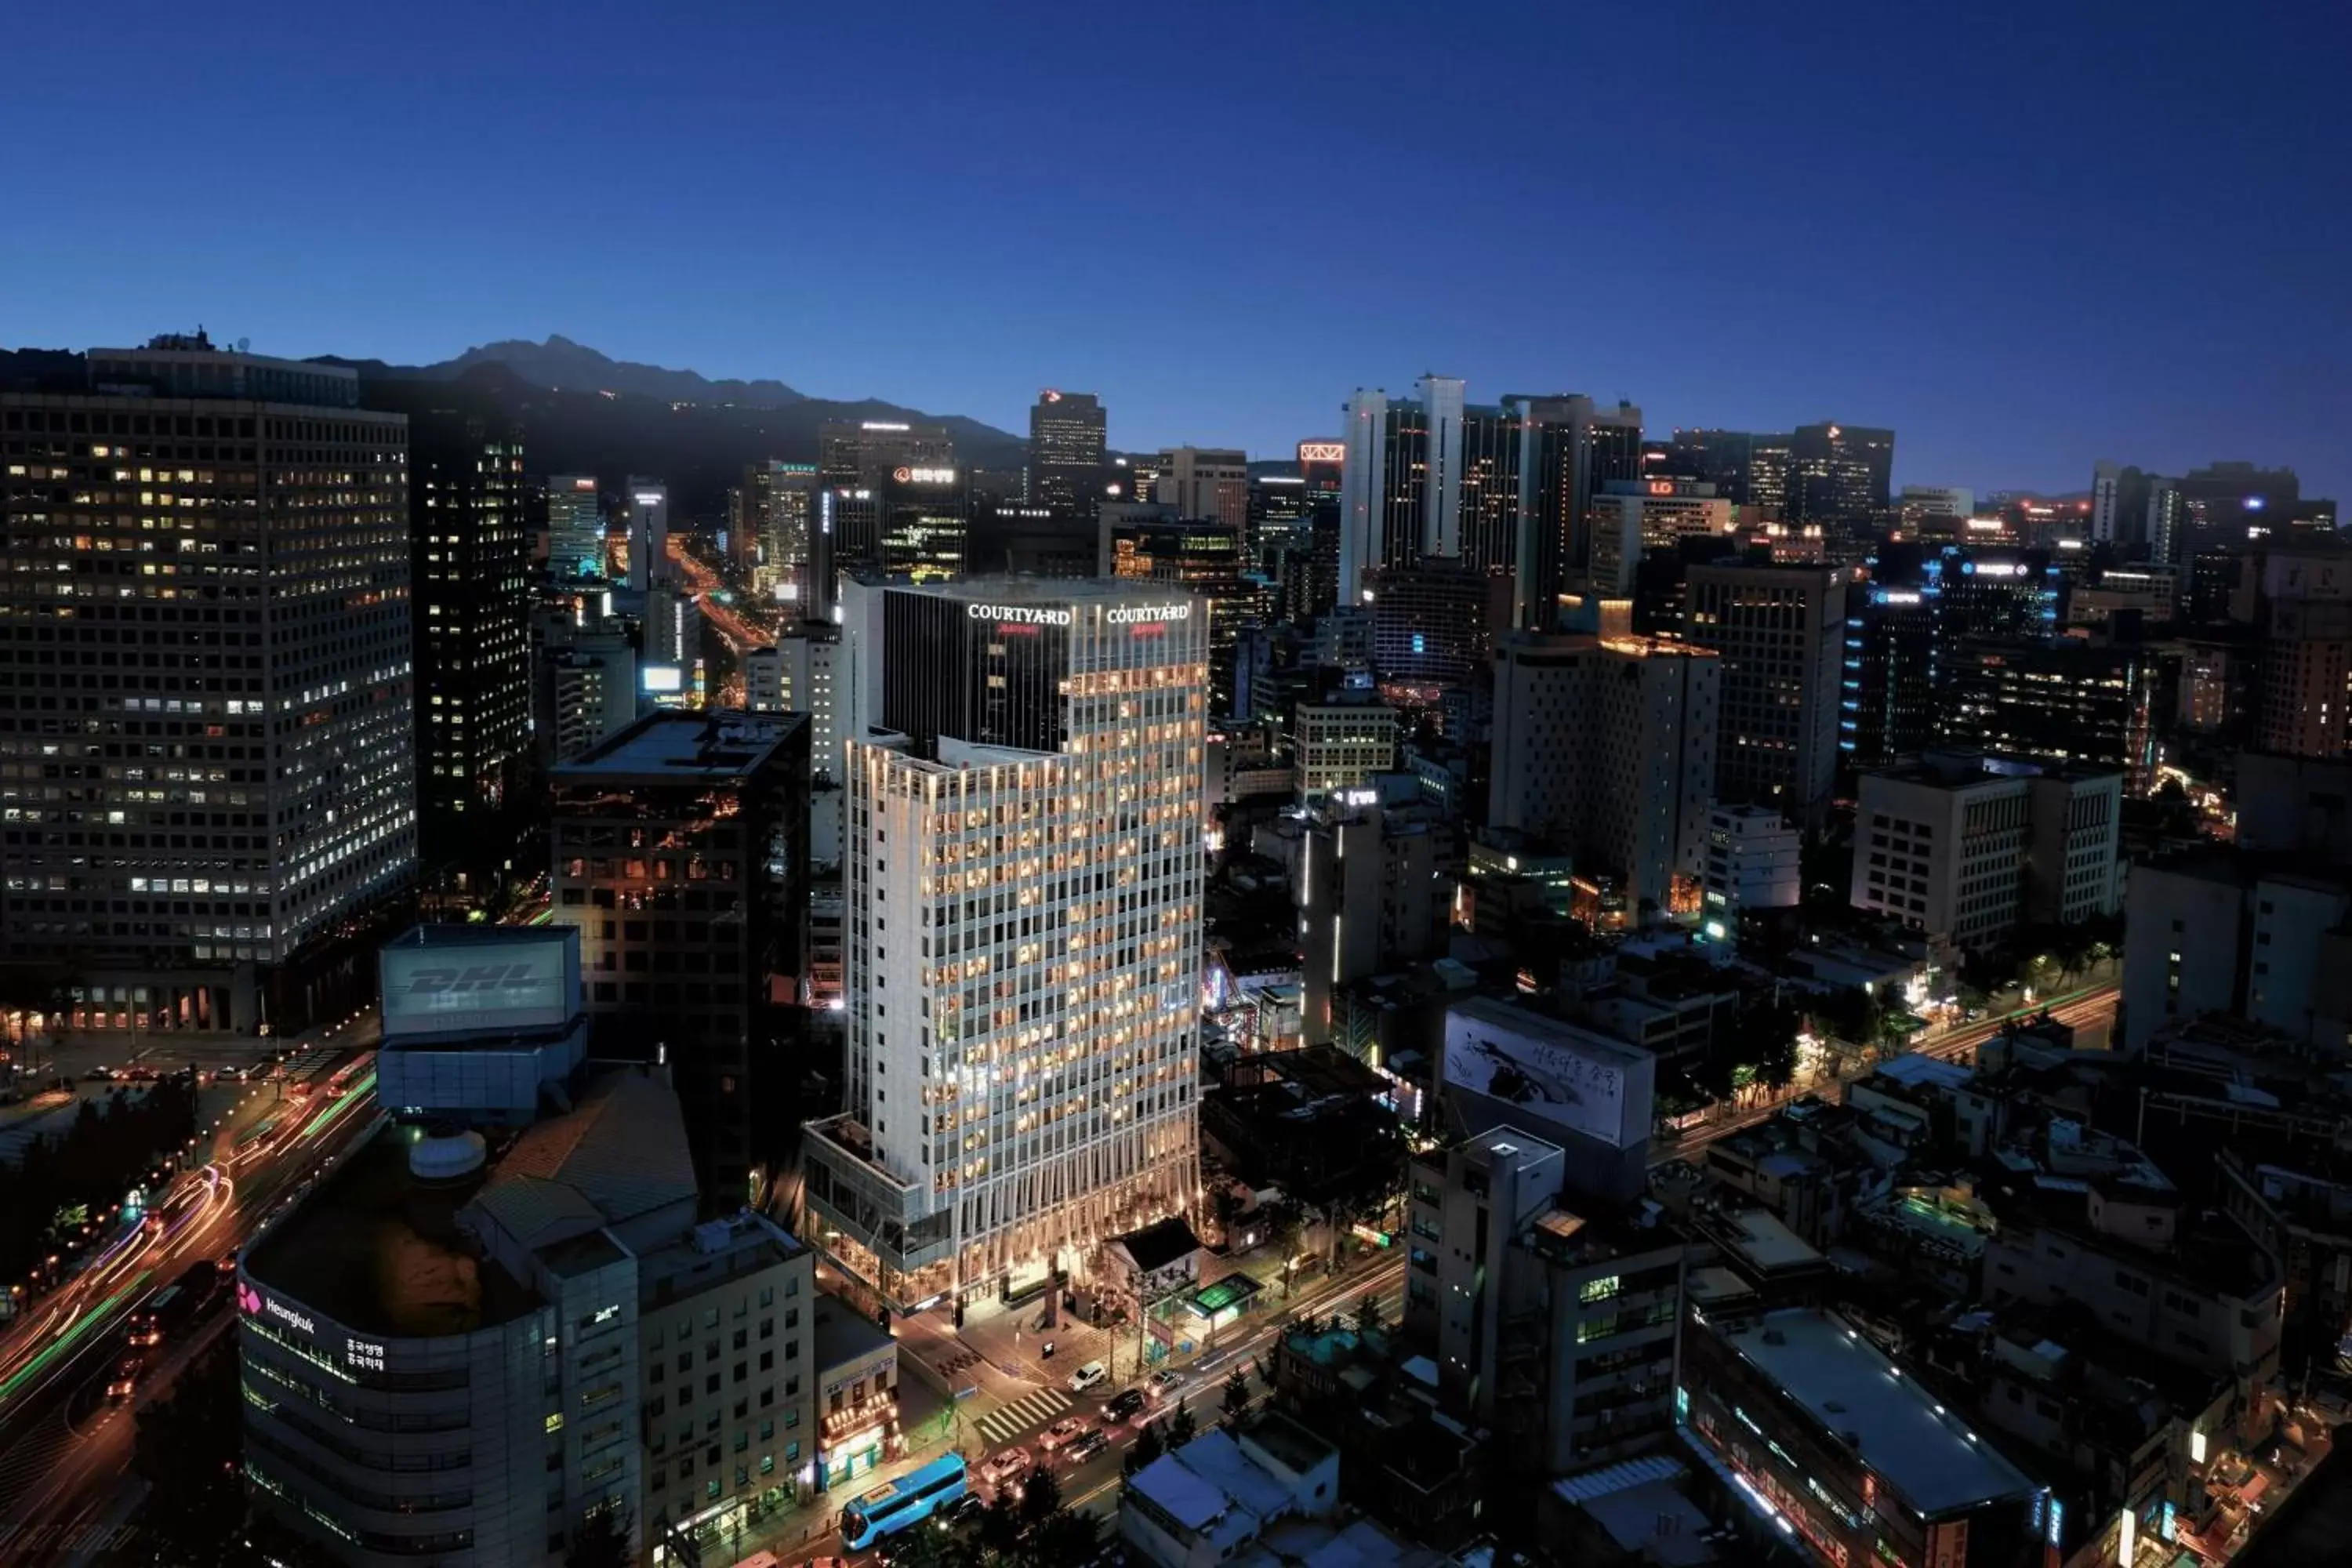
[
  {"left": 1152, "top": 446, "right": 1250, "bottom": 530},
  {"left": 1682, "top": 563, "right": 1846, "bottom": 820},
  {"left": 1360, "top": 556, "right": 1514, "bottom": 687},
  {"left": 538, "top": 630, "right": 637, "bottom": 768},
  {"left": 1507, "top": 394, "right": 1645, "bottom": 627},
  {"left": 746, "top": 459, "right": 818, "bottom": 600},
  {"left": 626, "top": 477, "right": 669, "bottom": 591},
  {"left": 1945, "top": 642, "right": 2154, "bottom": 788},
  {"left": 2250, "top": 540, "right": 2352, "bottom": 760},
  {"left": 1026, "top": 389, "right": 1107, "bottom": 530},
  {"left": 745, "top": 619, "right": 848, "bottom": 869},
  {"left": 1788, "top": 422, "right": 1894, "bottom": 532},
  {"left": 2180, "top": 460, "right": 2318, "bottom": 549},
  {"left": 801, "top": 579, "right": 1207, "bottom": 1308},
  {"left": 814, "top": 422, "right": 965, "bottom": 583},
  {"left": 547, "top": 474, "right": 605, "bottom": 579},
  {"left": 1584, "top": 477, "right": 1737, "bottom": 596},
  {"left": 1108, "top": 517, "right": 1258, "bottom": 715},
  {"left": 1898, "top": 485, "right": 1973, "bottom": 530},
  {"left": 1661, "top": 428, "right": 1755, "bottom": 502},
  {"left": 0, "top": 339, "right": 416, "bottom": 1034},
  {"left": 1489, "top": 632, "right": 1719, "bottom": 922},
  {"left": 1936, "top": 548, "right": 2060, "bottom": 643},
  {"left": 1849, "top": 751, "right": 2121, "bottom": 953},
  {"left": 551, "top": 711, "right": 811, "bottom": 1203},
  {"left": 642, "top": 581, "right": 702, "bottom": 706},
  {"left": 1842, "top": 581, "right": 1943, "bottom": 765},
  {"left": 819, "top": 419, "right": 956, "bottom": 488},
  {"left": 410, "top": 406, "right": 531, "bottom": 846},
  {"left": 1747, "top": 430, "right": 1794, "bottom": 520},
  {"left": 1338, "top": 382, "right": 1640, "bottom": 622}
]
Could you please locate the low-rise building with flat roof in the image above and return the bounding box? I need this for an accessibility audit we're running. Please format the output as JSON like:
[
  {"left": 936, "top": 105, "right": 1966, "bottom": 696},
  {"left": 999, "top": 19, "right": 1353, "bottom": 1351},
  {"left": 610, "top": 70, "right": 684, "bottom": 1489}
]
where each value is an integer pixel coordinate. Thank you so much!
[{"left": 1681, "top": 1307, "right": 2044, "bottom": 1568}]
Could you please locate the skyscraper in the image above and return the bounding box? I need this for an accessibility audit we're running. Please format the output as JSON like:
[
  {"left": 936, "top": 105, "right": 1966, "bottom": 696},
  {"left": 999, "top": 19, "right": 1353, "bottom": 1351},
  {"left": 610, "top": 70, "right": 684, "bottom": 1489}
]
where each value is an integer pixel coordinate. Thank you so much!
[
  {"left": 745, "top": 459, "right": 818, "bottom": 600},
  {"left": 547, "top": 473, "right": 605, "bottom": 579},
  {"left": 801, "top": 579, "right": 1207, "bottom": 1308},
  {"left": 1107, "top": 517, "right": 1258, "bottom": 714},
  {"left": 409, "top": 405, "right": 531, "bottom": 847},
  {"left": 1489, "top": 631, "right": 1719, "bottom": 923},
  {"left": 1337, "top": 380, "right": 1639, "bottom": 621},
  {"left": 1027, "top": 389, "right": 1107, "bottom": 530},
  {"left": 1788, "top": 422, "right": 1895, "bottom": 533},
  {"left": 1506, "top": 393, "right": 1645, "bottom": 627},
  {"left": 1662, "top": 428, "right": 1756, "bottom": 501},
  {"left": 0, "top": 339, "right": 416, "bottom": 1033},
  {"left": 1152, "top": 446, "right": 1250, "bottom": 529},
  {"left": 1681, "top": 562, "right": 1846, "bottom": 821},
  {"left": 550, "top": 710, "right": 811, "bottom": 1200},
  {"left": 815, "top": 420, "right": 964, "bottom": 581},
  {"left": 626, "top": 477, "right": 669, "bottom": 591}
]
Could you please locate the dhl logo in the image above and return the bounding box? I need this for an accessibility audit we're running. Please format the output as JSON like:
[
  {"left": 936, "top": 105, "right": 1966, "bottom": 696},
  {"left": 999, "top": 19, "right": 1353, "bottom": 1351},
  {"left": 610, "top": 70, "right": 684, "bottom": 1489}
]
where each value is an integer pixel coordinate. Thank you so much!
[{"left": 405, "top": 964, "right": 546, "bottom": 996}]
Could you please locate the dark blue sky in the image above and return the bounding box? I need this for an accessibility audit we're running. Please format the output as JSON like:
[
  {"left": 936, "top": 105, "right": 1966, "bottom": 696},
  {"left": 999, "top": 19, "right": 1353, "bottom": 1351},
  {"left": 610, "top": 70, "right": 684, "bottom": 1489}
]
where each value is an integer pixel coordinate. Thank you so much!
[{"left": 7, "top": 2, "right": 2348, "bottom": 499}]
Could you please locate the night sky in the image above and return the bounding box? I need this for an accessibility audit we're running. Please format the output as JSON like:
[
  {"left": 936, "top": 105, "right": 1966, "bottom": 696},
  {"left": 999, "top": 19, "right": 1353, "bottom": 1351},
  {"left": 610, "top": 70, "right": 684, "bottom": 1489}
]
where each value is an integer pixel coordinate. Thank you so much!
[{"left": 6, "top": 1, "right": 2347, "bottom": 499}]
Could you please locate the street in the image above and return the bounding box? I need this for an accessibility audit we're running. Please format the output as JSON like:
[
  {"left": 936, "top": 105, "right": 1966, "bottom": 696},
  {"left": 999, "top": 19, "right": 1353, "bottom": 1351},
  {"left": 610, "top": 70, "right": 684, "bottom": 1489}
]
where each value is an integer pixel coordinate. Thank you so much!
[
  {"left": 748, "top": 1255, "right": 1404, "bottom": 1566},
  {"left": 1654, "top": 980, "right": 2120, "bottom": 1167},
  {"left": 0, "top": 1014, "right": 385, "bottom": 1565}
]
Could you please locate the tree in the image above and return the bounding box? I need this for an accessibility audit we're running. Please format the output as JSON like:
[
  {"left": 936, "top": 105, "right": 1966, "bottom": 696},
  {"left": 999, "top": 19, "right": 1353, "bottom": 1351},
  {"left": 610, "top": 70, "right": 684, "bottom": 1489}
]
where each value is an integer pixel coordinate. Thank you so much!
[
  {"left": 883, "top": 1520, "right": 973, "bottom": 1568},
  {"left": 564, "top": 1507, "right": 633, "bottom": 1568},
  {"left": 1352, "top": 1292, "right": 1385, "bottom": 1340},
  {"left": 1748, "top": 1000, "right": 1802, "bottom": 1094},
  {"left": 1016, "top": 1465, "right": 1062, "bottom": 1530},
  {"left": 133, "top": 1335, "right": 247, "bottom": 1566},
  {"left": 1124, "top": 1416, "right": 1167, "bottom": 1475},
  {"left": 1265, "top": 1201, "right": 1305, "bottom": 1299},
  {"left": 1025, "top": 1509, "right": 1099, "bottom": 1565},
  {"left": 1167, "top": 1398, "right": 1199, "bottom": 1446},
  {"left": 1221, "top": 1367, "right": 1252, "bottom": 1424},
  {"left": 1208, "top": 1181, "right": 1247, "bottom": 1250}
]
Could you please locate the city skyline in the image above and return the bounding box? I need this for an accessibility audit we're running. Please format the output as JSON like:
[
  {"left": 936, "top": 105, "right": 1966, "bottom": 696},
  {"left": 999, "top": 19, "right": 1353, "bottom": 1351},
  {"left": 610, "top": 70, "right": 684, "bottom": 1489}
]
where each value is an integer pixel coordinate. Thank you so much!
[{"left": 5, "top": 2, "right": 2347, "bottom": 501}]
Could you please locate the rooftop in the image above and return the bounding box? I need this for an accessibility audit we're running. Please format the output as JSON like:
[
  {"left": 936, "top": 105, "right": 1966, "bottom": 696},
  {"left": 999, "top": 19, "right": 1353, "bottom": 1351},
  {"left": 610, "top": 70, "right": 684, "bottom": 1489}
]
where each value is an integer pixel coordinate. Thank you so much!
[
  {"left": 1719, "top": 1308, "right": 2038, "bottom": 1518},
  {"left": 1707, "top": 1207, "right": 1826, "bottom": 1277},
  {"left": 553, "top": 709, "right": 806, "bottom": 781},
  {"left": 245, "top": 1126, "right": 542, "bottom": 1338},
  {"left": 245, "top": 1068, "right": 695, "bottom": 1338},
  {"left": 812, "top": 1296, "right": 894, "bottom": 1373},
  {"left": 1555, "top": 1457, "right": 1719, "bottom": 1568},
  {"left": 1111, "top": 1214, "right": 1203, "bottom": 1276}
]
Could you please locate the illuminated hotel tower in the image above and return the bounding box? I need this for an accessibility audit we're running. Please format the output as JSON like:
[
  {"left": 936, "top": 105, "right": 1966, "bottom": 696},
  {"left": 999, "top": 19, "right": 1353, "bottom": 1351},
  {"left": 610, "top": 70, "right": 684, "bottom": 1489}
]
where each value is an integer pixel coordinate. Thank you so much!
[{"left": 801, "top": 578, "right": 1207, "bottom": 1307}]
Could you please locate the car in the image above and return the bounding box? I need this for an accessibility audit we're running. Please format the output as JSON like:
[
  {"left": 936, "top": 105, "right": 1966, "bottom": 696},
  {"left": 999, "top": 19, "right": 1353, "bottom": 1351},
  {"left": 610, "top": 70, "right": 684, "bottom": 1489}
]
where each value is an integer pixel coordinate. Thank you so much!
[
  {"left": 216, "top": 1063, "right": 248, "bottom": 1082},
  {"left": 1066, "top": 1359, "right": 1109, "bottom": 1393},
  {"left": 1146, "top": 1369, "right": 1189, "bottom": 1400},
  {"left": 1039, "top": 1416, "right": 1091, "bottom": 1452},
  {"left": 979, "top": 1446, "right": 1031, "bottom": 1487},
  {"left": 940, "top": 1494, "right": 986, "bottom": 1528},
  {"left": 1064, "top": 1428, "right": 1111, "bottom": 1464},
  {"left": 106, "top": 1353, "right": 143, "bottom": 1403},
  {"left": 84, "top": 1066, "right": 114, "bottom": 1082},
  {"left": 1105, "top": 1387, "right": 1146, "bottom": 1421}
]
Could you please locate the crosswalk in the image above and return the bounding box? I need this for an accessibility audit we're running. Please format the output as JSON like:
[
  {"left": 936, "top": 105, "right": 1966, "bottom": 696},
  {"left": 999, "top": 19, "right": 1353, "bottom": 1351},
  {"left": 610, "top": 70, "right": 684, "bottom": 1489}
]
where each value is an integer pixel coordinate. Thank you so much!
[{"left": 971, "top": 1387, "right": 1075, "bottom": 1449}]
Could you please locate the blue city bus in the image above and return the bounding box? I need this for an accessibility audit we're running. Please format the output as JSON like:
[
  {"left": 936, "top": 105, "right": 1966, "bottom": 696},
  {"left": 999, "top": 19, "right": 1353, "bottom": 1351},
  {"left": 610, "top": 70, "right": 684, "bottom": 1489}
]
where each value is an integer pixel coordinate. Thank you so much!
[{"left": 839, "top": 1454, "right": 967, "bottom": 1552}]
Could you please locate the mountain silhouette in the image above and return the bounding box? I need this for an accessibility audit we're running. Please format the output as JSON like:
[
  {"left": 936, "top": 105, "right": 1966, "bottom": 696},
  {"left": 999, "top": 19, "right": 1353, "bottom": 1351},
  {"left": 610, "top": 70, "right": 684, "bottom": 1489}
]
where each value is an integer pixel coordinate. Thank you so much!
[
  {"left": 426, "top": 333, "right": 811, "bottom": 407},
  {"left": 307, "top": 336, "right": 1029, "bottom": 517}
]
